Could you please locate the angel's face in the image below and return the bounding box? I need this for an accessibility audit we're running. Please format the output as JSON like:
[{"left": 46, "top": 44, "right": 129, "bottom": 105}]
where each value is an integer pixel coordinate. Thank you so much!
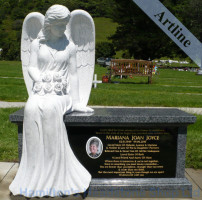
[{"left": 50, "top": 20, "right": 67, "bottom": 38}]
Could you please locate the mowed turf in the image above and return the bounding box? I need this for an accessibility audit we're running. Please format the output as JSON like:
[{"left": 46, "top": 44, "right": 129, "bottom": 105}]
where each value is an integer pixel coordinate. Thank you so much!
[
  {"left": 93, "top": 17, "right": 123, "bottom": 58},
  {"left": 91, "top": 65, "right": 202, "bottom": 107},
  {"left": 186, "top": 114, "right": 202, "bottom": 169},
  {"left": 0, "top": 61, "right": 23, "bottom": 77},
  {"left": 1, "top": 61, "right": 202, "bottom": 107},
  {"left": 0, "top": 108, "right": 19, "bottom": 162},
  {"left": 93, "top": 17, "right": 118, "bottom": 43}
]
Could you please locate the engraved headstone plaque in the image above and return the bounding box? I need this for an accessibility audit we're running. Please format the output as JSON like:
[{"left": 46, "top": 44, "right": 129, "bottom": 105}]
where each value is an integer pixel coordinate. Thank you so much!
[{"left": 67, "top": 127, "right": 177, "bottom": 178}]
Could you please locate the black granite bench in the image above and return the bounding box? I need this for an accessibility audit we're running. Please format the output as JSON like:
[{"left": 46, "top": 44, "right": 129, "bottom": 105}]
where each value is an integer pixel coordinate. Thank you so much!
[{"left": 10, "top": 108, "right": 196, "bottom": 198}]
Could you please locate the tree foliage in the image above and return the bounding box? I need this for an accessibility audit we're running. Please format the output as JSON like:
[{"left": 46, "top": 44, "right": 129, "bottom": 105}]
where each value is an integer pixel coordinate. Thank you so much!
[
  {"left": 96, "top": 42, "right": 116, "bottom": 59},
  {"left": 0, "top": 0, "right": 115, "bottom": 60},
  {"left": 180, "top": 0, "right": 202, "bottom": 41},
  {"left": 109, "top": 0, "right": 202, "bottom": 60},
  {"left": 0, "top": 0, "right": 201, "bottom": 60}
]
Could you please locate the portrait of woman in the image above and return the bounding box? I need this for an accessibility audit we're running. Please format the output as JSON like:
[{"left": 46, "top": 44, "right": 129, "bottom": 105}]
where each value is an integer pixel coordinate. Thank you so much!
[
  {"left": 9, "top": 5, "right": 94, "bottom": 197},
  {"left": 86, "top": 137, "right": 103, "bottom": 159}
]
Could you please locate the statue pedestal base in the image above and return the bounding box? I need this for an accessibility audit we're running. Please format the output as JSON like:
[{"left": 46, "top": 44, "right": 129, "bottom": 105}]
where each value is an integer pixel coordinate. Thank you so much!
[{"left": 10, "top": 108, "right": 196, "bottom": 198}]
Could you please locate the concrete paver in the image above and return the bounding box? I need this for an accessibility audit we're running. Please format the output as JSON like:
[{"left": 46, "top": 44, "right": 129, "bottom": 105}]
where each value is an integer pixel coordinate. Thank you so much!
[
  {"left": 0, "top": 163, "right": 19, "bottom": 199},
  {"left": 179, "top": 107, "right": 202, "bottom": 115},
  {"left": 186, "top": 168, "right": 202, "bottom": 190},
  {"left": 86, "top": 199, "right": 193, "bottom": 200},
  {"left": 0, "top": 77, "right": 23, "bottom": 80},
  {"left": 0, "top": 101, "right": 202, "bottom": 115},
  {"left": 0, "top": 101, "right": 25, "bottom": 108},
  {"left": 185, "top": 169, "right": 202, "bottom": 200},
  {"left": 0, "top": 162, "right": 15, "bottom": 182}
]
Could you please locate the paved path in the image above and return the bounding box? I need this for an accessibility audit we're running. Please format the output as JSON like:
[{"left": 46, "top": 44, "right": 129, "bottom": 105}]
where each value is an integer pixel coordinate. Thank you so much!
[
  {"left": 0, "top": 101, "right": 26, "bottom": 108},
  {"left": 1, "top": 101, "right": 202, "bottom": 115},
  {"left": 0, "top": 162, "right": 201, "bottom": 200},
  {"left": 0, "top": 77, "right": 23, "bottom": 80}
]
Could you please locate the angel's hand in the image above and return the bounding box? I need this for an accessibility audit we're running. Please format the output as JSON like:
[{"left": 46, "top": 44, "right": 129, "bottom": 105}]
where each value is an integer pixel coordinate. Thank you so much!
[{"left": 72, "top": 103, "right": 94, "bottom": 113}]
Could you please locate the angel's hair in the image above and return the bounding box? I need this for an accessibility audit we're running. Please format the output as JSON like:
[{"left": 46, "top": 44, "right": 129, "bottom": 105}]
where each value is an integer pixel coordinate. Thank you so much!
[{"left": 38, "top": 5, "right": 70, "bottom": 42}]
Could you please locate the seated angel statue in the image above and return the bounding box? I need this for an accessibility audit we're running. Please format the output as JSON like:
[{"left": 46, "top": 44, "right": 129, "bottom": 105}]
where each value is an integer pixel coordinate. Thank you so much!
[{"left": 9, "top": 5, "right": 95, "bottom": 198}]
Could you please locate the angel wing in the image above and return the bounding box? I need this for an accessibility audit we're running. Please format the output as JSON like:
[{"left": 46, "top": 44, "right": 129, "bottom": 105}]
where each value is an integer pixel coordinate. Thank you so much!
[
  {"left": 68, "top": 10, "right": 95, "bottom": 107},
  {"left": 21, "top": 12, "right": 44, "bottom": 95}
]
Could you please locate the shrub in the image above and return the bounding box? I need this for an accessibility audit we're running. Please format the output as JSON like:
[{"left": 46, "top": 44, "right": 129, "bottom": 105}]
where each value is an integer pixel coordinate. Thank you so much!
[{"left": 96, "top": 42, "right": 115, "bottom": 59}]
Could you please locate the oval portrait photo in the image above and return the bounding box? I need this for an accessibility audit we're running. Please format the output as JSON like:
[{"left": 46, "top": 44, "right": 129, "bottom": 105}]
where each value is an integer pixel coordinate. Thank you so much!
[{"left": 86, "top": 137, "right": 103, "bottom": 159}]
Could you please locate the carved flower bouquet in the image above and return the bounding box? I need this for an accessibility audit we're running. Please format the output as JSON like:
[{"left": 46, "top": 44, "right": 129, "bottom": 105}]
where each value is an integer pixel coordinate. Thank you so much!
[{"left": 33, "top": 72, "right": 69, "bottom": 95}]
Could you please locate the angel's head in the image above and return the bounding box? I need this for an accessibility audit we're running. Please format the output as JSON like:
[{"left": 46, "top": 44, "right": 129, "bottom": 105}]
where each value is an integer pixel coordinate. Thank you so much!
[{"left": 40, "top": 5, "right": 70, "bottom": 41}]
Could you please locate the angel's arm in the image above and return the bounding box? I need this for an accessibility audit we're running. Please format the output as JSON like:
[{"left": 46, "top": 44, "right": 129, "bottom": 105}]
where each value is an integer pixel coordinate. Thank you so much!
[
  {"left": 28, "top": 39, "right": 41, "bottom": 82},
  {"left": 69, "top": 43, "right": 93, "bottom": 112}
]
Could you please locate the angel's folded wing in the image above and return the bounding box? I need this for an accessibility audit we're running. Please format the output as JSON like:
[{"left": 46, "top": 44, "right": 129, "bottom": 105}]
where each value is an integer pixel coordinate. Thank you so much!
[
  {"left": 21, "top": 12, "right": 44, "bottom": 95},
  {"left": 69, "top": 10, "right": 95, "bottom": 107}
]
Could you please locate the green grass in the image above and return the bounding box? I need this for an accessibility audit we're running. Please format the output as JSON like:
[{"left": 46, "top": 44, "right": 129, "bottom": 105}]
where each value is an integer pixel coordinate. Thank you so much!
[
  {"left": 93, "top": 17, "right": 123, "bottom": 58},
  {"left": 186, "top": 115, "right": 202, "bottom": 169},
  {"left": 92, "top": 66, "right": 202, "bottom": 107},
  {"left": 0, "top": 61, "right": 28, "bottom": 101},
  {"left": 94, "top": 17, "right": 118, "bottom": 43},
  {"left": 0, "top": 107, "right": 201, "bottom": 169},
  {"left": 0, "top": 108, "right": 19, "bottom": 162},
  {"left": 0, "top": 78, "right": 28, "bottom": 102},
  {"left": 1, "top": 61, "right": 202, "bottom": 107},
  {"left": 0, "top": 61, "right": 23, "bottom": 77},
  {"left": 158, "top": 62, "right": 199, "bottom": 68}
]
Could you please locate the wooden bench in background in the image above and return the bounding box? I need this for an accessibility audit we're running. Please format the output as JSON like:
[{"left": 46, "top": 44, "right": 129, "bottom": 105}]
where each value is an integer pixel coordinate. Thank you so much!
[{"left": 109, "top": 59, "right": 153, "bottom": 84}]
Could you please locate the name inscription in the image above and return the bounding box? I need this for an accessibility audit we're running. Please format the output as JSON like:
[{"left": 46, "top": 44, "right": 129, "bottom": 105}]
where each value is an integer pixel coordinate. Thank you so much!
[
  {"left": 97, "top": 129, "right": 170, "bottom": 177},
  {"left": 67, "top": 127, "right": 177, "bottom": 178}
]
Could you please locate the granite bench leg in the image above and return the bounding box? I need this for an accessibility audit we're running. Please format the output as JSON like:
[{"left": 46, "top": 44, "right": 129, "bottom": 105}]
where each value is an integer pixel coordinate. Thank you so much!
[{"left": 17, "top": 124, "right": 23, "bottom": 162}]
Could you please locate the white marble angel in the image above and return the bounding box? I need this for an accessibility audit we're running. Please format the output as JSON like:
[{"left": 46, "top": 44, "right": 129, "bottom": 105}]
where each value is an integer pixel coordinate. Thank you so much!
[{"left": 9, "top": 5, "right": 95, "bottom": 198}]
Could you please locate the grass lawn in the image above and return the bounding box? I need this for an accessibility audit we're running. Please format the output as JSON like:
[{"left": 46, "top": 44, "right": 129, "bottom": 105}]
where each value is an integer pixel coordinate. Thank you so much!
[
  {"left": 158, "top": 62, "right": 199, "bottom": 68},
  {"left": 0, "top": 61, "right": 23, "bottom": 77},
  {"left": 0, "top": 107, "right": 201, "bottom": 169},
  {"left": 93, "top": 17, "right": 123, "bottom": 58},
  {"left": 94, "top": 17, "right": 118, "bottom": 44},
  {"left": 92, "top": 65, "right": 202, "bottom": 107},
  {"left": 1, "top": 61, "right": 202, "bottom": 107},
  {"left": 0, "top": 108, "right": 19, "bottom": 162},
  {"left": 0, "top": 78, "right": 28, "bottom": 102},
  {"left": 186, "top": 115, "right": 202, "bottom": 169}
]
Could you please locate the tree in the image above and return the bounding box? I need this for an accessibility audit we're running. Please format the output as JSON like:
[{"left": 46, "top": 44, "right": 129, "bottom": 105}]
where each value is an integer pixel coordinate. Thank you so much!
[
  {"left": 0, "top": 0, "right": 116, "bottom": 60},
  {"left": 96, "top": 42, "right": 116, "bottom": 59},
  {"left": 180, "top": 0, "right": 202, "bottom": 41},
  {"left": 109, "top": 0, "right": 197, "bottom": 60}
]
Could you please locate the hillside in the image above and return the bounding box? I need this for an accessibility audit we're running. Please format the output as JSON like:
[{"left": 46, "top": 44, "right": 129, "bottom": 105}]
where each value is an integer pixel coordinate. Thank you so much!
[{"left": 93, "top": 17, "right": 118, "bottom": 43}]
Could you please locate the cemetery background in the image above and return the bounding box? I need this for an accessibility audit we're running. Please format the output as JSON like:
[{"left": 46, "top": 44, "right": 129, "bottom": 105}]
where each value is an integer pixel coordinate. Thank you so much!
[{"left": 0, "top": 0, "right": 201, "bottom": 198}]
